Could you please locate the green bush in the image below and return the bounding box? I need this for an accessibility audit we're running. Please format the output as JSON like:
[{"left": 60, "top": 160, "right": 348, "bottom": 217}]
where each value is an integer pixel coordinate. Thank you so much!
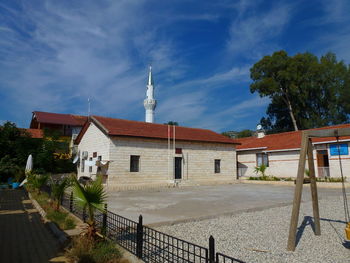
[
  {"left": 248, "top": 175, "right": 281, "bottom": 181},
  {"left": 64, "top": 217, "right": 76, "bottom": 230},
  {"left": 67, "top": 236, "right": 124, "bottom": 263},
  {"left": 47, "top": 209, "right": 67, "bottom": 223},
  {"left": 46, "top": 209, "right": 76, "bottom": 230},
  {"left": 92, "top": 241, "right": 122, "bottom": 263}
]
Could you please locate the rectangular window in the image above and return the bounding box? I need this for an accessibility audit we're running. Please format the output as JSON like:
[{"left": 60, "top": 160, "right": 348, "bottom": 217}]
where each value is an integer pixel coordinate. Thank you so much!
[
  {"left": 215, "top": 159, "right": 221, "bottom": 173},
  {"left": 93, "top": 152, "right": 97, "bottom": 158},
  {"left": 97, "top": 156, "right": 102, "bottom": 173},
  {"left": 81, "top": 158, "right": 85, "bottom": 172},
  {"left": 256, "top": 153, "right": 269, "bottom": 167},
  {"left": 130, "top": 155, "right": 140, "bottom": 172},
  {"left": 89, "top": 157, "right": 93, "bottom": 173},
  {"left": 175, "top": 148, "right": 182, "bottom": 154}
]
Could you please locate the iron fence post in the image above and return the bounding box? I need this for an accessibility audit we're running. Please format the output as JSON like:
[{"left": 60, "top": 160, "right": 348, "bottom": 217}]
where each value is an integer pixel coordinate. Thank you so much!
[
  {"left": 136, "top": 215, "right": 143, "bottom": 259},
  {"left": 69, "top": 191, "right": 73, "bottom": 212},
  {"left": 102, "top": 203, "right": 107, "bottom": 235},
  {"left": 209, "top": 235, "right": 215, "bottom": 263}
]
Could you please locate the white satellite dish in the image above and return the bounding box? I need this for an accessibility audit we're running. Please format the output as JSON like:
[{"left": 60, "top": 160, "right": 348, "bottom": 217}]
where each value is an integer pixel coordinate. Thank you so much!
[
  {"left": 73, "top": 154, "right": 79, "bottom": 164},
  {"left": 257, "top": 124, "right": 262, "bottom": 130}
]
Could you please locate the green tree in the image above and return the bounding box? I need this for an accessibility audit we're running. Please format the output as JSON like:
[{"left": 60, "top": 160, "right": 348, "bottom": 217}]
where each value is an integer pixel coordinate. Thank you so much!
[
  {"left": 164, "top": 121, "right": 179, "bottom": 126},
  {"left": 250, "top": 51, "right": 350, "bottom": 133},
  {"left": 236, "top": 129, "right": 253, "bottom": 138},
  {"left": 222, "top": 130, "right": 253, "bottom": 138},
  {"left": 0, "top": 122, "right": 75, "bottom": 175},
  {"left": 73, "top": 176, "right": 107, "bottom": 239},
  {"left": 51, "top": 177, "right": 71, "bottom": 210}
]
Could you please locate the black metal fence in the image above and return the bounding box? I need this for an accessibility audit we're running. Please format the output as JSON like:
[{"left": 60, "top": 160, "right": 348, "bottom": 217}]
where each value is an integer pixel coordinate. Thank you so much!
[{"left": 59, "top": 191, "right": 244, "bottom": 263}]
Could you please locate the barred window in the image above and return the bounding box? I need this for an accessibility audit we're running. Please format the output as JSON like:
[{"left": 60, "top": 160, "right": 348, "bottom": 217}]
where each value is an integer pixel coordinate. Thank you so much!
[
  {"left": 256, "top": 153, "right": 269, "bottom": 167},
  {"left": 215, "top": 159, "right": 221, "bottom": 173},
  {"left": 89, "top": 157, "right": 93, "bottom": 173},
  {"left": 130, "top": 155, "right": 140, "bottom": 172}
]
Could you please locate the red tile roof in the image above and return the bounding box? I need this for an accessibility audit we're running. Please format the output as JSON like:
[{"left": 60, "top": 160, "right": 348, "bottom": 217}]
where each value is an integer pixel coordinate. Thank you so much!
[
  {"left": 32, "top": 111, "right": 87, "bottom": 126},
  {"left": 76, "top": 115, "right": 239, "bottom": 145},
  {"left": 236, "top": 123, "right": 350, "bottom": 151},
  {"left": 25, "top": 129, "right": 44, "bottom": 138}
]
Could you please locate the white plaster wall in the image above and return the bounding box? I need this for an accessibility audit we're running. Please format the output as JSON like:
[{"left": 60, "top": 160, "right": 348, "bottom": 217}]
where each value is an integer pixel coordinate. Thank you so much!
[
  {"left": 268, "top": 151, "right": 300, "bottom": 177},
  {"left": 237, "top": 150, "right": 304, "bottom": 178},
  {"left": 237, "top": 143, "right": 350, "bottom": 178},
  {"left": 77, "top": 123, "right": 111, "bottom": 179}
]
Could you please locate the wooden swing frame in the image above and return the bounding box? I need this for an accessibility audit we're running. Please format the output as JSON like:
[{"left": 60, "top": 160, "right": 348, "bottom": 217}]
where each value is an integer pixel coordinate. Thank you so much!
[{"left": 287, "top": 127, "right": 350, "bottom": 251}]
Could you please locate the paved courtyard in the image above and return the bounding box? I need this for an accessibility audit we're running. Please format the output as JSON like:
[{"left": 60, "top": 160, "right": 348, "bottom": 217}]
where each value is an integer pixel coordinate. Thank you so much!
[{"left": 107, "top": 183, "right": 344, "bottom": 225}]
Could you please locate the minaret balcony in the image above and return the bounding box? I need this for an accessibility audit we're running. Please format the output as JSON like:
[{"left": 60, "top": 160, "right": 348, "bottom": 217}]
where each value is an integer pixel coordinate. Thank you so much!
[{"left": 144, "top": 98, "right": 157, "bottom": 109}]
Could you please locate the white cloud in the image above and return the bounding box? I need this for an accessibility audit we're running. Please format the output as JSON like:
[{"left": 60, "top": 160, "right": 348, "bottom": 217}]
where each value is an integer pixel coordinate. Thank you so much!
[
  {"left": 0, "top": 0, "right": 182, "bottom": 125},
  {"left": 227, "top": 2, "right": 292, "bottom": 58}
]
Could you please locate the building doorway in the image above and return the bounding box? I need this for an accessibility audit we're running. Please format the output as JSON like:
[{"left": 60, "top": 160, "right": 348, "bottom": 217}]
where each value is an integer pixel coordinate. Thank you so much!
[
  {"left": 316, "top": 150, "right": 330, "bottom": 178},
  {"left": 174, "top": 157, "right": 182, "bottom": 180}
]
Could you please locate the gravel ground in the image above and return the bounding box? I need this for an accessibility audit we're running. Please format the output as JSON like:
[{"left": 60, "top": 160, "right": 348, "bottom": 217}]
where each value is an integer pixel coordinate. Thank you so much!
[{"left": 155, "top": 196, "right": 350, "bottom": 263}]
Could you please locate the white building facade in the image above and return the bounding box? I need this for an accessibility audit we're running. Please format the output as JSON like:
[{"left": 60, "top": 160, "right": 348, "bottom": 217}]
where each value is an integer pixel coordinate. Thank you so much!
[
  {"left": 236, "top": 124, "right": 350, "bottom": 179},
  {"left": 76, "top": 116, "right": 239, "bottom": 190}
]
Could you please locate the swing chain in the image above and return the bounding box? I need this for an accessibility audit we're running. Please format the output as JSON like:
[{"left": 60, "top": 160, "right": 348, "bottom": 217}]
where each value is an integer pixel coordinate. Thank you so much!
[{"left": 335, "top": 133, "right": 350, "bottom": 223}]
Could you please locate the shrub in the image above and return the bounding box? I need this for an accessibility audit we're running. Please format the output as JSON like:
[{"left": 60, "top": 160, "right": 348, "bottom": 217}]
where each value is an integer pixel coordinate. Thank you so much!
[
  {"left": 254, "top": 164, "right": 267, "bottom": 177},
  {"left": 50, "top": 176, "right": 71, "bottom": 210},
  {"left": 46, "top": 209, "right": 76, "bottom": 230},
  {"left": 92, "top": 241, "right": 122, "bottom": 263},
  {"left": 28, "top": 173, "right": 49, "bottom": 193},
  {"left": 67, "top": 236, "right": 94, "bottom": 262},
  {"left": 248, "top": 175, "right": 281, "bottom": 181},
  {"left": 64, "top": 217, "right": 76, "bottom": 230},
  {"left": 66, "top": 236, "right": 125, "bottom": 263}
]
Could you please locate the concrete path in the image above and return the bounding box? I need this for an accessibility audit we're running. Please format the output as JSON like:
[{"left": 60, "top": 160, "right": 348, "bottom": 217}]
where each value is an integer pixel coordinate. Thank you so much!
[
  {"left": 107, "top": 183, "right": 346, "bottom": 225},
  {"left": 0, "top": 189, "right": 61, "bottom": 263}
]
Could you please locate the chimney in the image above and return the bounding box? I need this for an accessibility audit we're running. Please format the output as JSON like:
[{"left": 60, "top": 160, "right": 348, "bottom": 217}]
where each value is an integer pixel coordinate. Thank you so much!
[{"left": 256, "top": 124, "right": 265, "bottom": 138}]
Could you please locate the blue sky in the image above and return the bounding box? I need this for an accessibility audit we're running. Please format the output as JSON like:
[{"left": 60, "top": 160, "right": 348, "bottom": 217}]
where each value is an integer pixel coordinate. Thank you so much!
[{"left": 1, "top": 0, "right": 350, "bottom": 132}]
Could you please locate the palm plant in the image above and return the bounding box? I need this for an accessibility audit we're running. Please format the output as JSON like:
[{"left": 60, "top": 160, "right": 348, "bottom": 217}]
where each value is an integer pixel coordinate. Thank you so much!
[
  {"left": 51, "top": 177, "right": 71, "bottom": 210},
  {"left": 29, "top": 174, "right": 49, "bottom": 194},
  {"left": 254, "top": 164, "right": 267, "bottom": 177},
  {"left": 73, "top": 176, "right": 107, "bottom": 239}
]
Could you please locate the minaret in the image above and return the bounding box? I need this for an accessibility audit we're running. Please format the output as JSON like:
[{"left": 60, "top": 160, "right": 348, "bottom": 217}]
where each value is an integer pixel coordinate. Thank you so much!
[{"left": 143, "top": 66, "right": 157, "bottom": 123}]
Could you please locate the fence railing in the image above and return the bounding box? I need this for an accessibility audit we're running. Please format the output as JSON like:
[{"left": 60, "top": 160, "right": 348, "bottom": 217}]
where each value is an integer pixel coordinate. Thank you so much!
[{"left": 57, "top": 190, "right": 244, "bottom": 263}]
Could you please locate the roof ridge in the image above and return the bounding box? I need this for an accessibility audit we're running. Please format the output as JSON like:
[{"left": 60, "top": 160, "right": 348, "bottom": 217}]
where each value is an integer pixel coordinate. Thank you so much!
[
  {"left": 34, "top": 111, "right": 86, "bottom": 118},
  {"left": 92, "top": 115, "right": 220, "bottom": 133}
]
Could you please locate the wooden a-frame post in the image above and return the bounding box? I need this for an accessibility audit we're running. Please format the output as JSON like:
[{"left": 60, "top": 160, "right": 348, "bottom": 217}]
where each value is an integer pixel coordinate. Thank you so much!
[{"left": 287, "top": 127, "right": 350, "bottom": 251}]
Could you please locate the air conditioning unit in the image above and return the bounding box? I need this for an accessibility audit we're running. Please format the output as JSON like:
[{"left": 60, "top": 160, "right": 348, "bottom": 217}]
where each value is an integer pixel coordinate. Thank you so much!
[{"left": 82, "top": 151, "right": 88, "bottom": 159}]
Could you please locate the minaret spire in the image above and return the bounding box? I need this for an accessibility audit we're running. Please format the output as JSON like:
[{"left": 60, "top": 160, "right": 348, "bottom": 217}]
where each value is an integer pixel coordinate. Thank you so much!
[
  {"left": 144, "top": 65, "right": 157, "bottom": 123},
  {"left": 148, "top": 65, "right": 153, "bottom": 86}
]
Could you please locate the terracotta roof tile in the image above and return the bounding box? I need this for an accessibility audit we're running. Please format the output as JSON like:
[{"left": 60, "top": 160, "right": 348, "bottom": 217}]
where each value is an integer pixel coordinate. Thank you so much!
[
  {"left": 90, "top": 115, "right": 239, "bottom": 145},
  {"left": 33, "top": 111, "right": 87, "bottom": 126},
  {"left": 21, "top": 129, "right": 44, "bottom": 138},
  {"left": 236, "top": 123, "right": 350, "bottom": 151}
]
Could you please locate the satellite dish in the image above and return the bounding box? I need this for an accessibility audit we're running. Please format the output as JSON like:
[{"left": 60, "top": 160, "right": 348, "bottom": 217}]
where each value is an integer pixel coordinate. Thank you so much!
[
  {"left": 73, "top": 154, "right": 79, "bottom": 164},
  {"left": 257, "top": 124, "right": 262, "bottom": 130}
]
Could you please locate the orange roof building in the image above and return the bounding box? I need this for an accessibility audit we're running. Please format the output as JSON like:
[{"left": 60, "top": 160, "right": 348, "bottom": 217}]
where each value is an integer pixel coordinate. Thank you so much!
[
  {"left": 30, "top": 111, "right": 87, "bottom": 137},
  {"left": 235, "top": 124, "right": 350, "bottom": 179},
  {"left": 75, "top": 116, "right": 240, "bottom": 189}
]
